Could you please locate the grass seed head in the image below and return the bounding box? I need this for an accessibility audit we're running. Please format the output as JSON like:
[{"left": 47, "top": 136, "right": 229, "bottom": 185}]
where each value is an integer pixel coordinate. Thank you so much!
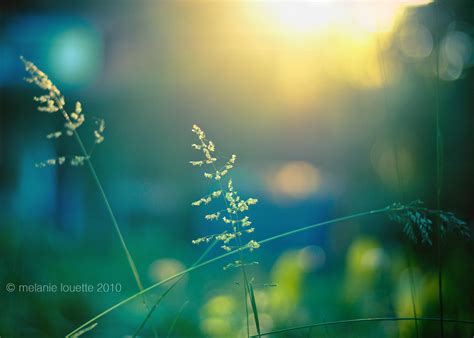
[{"left": 189, "top": 125, "right": 259, "bottom": 258}]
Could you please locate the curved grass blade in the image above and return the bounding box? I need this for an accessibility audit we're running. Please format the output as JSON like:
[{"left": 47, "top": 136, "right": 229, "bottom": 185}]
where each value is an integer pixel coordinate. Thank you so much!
[
  {"left": 70, "top": 323, "right": 97, "bottom": 338},
  {"left": 247, "top": 282, "right": 261, "bottom": 337}
]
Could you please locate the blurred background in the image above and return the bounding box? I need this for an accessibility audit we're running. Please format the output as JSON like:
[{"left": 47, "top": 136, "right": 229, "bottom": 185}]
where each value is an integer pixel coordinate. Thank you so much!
[{"left": 1, "top": 0, "right": 473, "bottom": 337}]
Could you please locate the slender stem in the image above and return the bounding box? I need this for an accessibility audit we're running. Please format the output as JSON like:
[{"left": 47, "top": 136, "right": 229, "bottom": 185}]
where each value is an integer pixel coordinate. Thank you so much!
[
  {"left": 433, "top": 5, "right": 444, "bottom": 336},
  {"left": 66, "top": 206, "right": 389, "bottom": 337},
  {"left": 71, "top": 127, "right": 157, "bottom": 337},
  {"left": 258, "top": 208, "right": 388, "bottom": 246},
  {"left": 54, "top": 101, "right": 147, "bottom": 297},
  {"left": 209, "top": 156, "right": 251, "bottom": 337},
  {"left": 251, "top": 317, "right": 474, "bottom": 337},
  {"left": 228, "top": 213, "right": 251, "bottom": 338},
  {"left": 241, "top": 257, "right": 251, "bottom": 337},
  {"left": 73, "top": 131, "right": 144, "bottom": 292},
  {"left": 235, "top": 235, "right": 250, "bottom": 338}
]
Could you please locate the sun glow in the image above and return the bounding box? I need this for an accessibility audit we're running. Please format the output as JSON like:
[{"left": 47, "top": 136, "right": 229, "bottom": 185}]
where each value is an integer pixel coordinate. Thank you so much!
[
  {"left": 237, "top": 0, "right": 432, "bottom": 106},
  {"left": 256, "top": 0, "right": 432, "bottom": 36}
]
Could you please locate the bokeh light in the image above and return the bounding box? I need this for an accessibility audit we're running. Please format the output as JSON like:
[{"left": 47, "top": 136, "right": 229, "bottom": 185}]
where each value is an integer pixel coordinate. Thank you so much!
[
  {"left": 399, "top": 22, "right": 433, "bottom": 59},
  {"left": 371, "top": 138, "right": 417, "bottom": 190},
  {"left": 439, "top": 30, "right": 473, "bottom": 81},
  {"left": 266, "top": 161, "right": 321, "bottom": 202},
  {"left": 200, "top": 295, "right": 238, "bottom": 337},
  {"left": 49, "top": 27, "right": 102, "bottom": 86},
  {"left": 148, "top": 258, "right": 186, "bottom": 284}
]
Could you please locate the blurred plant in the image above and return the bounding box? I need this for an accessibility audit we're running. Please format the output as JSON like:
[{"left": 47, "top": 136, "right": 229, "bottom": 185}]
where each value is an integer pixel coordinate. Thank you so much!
[{"left": 388, "top": 200, "right": 470, "bottom": 245}]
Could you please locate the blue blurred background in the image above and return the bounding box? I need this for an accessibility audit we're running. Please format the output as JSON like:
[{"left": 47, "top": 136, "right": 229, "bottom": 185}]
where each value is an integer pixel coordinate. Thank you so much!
[{"left": 1, "top": 0, "right": 473, "bottom": 337}]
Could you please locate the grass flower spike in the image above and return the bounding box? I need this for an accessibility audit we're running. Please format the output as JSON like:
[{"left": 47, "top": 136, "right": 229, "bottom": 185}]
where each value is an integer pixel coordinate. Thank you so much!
[
  {"left": 190, "top": 124, "right": 259, "bottom": 256},
  {"left": 21, "top": 57, "right": 105, "bottom": 167}
]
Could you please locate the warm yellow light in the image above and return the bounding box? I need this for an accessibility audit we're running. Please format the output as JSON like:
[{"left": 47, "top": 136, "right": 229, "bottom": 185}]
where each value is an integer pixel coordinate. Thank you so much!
[
  {"left": 255, "top": 0, "right": 432, "bottom": 35},
  {"left": 265, "top": 2, "right": 336, "bottom": 34}
]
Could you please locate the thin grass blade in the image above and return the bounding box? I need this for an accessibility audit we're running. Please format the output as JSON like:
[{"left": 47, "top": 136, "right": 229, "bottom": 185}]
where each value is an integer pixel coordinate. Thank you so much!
[{"left": 248, "top": 282, "right": 261, "bottom": 337}]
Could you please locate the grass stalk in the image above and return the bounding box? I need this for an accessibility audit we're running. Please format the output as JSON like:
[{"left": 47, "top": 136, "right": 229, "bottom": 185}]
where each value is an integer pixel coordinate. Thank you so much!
[
  {"left": 73, "top": 130, "right": 145, "bottom": 292},
  {"left": 43, "top": 74, "right": 147, "bottom": 296},
  {"left": 241, "top": 257, "right": 251, "bottom": 337},
  {"left": 433, "top": 5, "right": 444, "bottom": 336},
  {"left": 209, "top": 159, "right": 252, "bottom": 337},
  {"left": 71, "top": 128, "right": 157, "bottom": 337}
]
